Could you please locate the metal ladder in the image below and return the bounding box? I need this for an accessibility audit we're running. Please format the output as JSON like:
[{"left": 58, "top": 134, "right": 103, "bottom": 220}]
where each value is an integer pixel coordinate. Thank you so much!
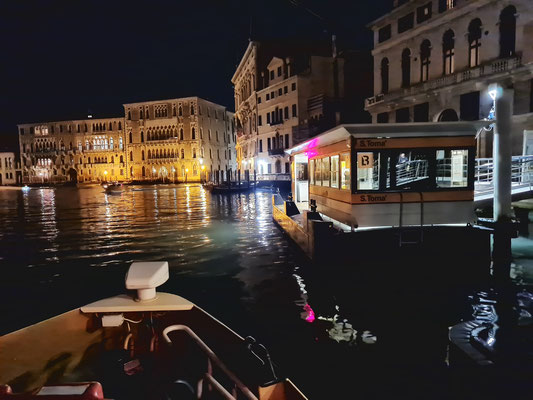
[{"left": 398, "top": 192, "right": 425, "bottom": 247}]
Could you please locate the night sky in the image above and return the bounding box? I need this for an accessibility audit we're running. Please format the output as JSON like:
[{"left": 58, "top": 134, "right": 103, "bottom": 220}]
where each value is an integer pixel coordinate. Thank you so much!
[{"left": 0, "top": 0, "right": 391, "bottom": 148}]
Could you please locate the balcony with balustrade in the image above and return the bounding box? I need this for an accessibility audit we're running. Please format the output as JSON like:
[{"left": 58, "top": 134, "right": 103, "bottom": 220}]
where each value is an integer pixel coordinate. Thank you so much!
[{"left": 365, "top": 54, "right": 524, "bottom": 110}]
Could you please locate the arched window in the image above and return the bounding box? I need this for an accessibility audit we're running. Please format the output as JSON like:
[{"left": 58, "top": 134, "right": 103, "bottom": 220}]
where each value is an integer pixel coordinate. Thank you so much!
[
  {"left": 178, "top": 105, "right": 183, "bottom": 116},
  {"left": 111, "top": 156, "right": 114, "bottom": 163},
  {"left": 193, "top": 164, "right": 197, "bottom": 176},
  {"left": 380, "top": 58, "right": 389, "bottom": 94},
  {"left": 129, "top": 132, "right": 132, "bottom": 143},
  {"left": 180, "top": 128, "right": 184, "bottom": 140},
  {"left": 88, "top": 157, "right": 91, "bottom": 164},
  {"left": 142, "top": 166, "right": 146, "bottom": 177},
  {"left": 110, "top": 137, "right": 114, "bottom": 149},
  {"left": 127, "top": 111, "right": 131, "bottom": 120},
  {"left": 118, "top": 122, "right": 122, "bottom": 130},
  {"left": 499, "top": 6, "right": 516, "bottom": 58},
  {"left": 142, "top": 150, "right": 145, "bottom": 161},
  {"left": 193, "top": 148, "right": 197, "bottom": 158},
  {"left": 140, "top": 109, "right": 144, "bottom": 119},
  {"left": 109, "top": 122, "right": 112, "bottom": 130},
  {"left": 468, "top": 19, "right": 482, "bottom": 67},
  {"left": 130, "top": 152, "right": 133, "bottom": 161},
  {"left": 438, "top": 109, "right": 459, "bottom": 121},
  {"left": 148, "top": 150, "right": 151, "bottom": 159},
  {"left": 119, "top": 137, "right": 123, "bottom": 150},
  {"left": 181, "top": 149, "right": 185, "bottom": 159},
  {"left": 442, "top": 30, "right": 455, "bottom": 75},
  {"left": 420, "top": 39, "right": 431, "bottom": 82},
  {"left": 190, "top": 104, "right": 195, "bottom": 115},
  {"left": 192, "top": 128, "right": 196, "bottom": 140},
  {"left": 401, "top": 49, "right": 411, "bottom": 88},
  {"left": 141, "top": 131, "right": 144, "bottom": 142}
]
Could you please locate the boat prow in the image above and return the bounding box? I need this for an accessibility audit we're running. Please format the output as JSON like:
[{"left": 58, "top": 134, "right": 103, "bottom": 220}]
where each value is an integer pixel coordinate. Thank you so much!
[{"left": 0, "top": 262, "right": 307, "bottom": 400}]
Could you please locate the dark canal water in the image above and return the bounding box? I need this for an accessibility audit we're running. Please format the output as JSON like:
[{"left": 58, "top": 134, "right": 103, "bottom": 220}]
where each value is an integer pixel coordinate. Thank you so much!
[{"left": 1, "top": 184, "right": 532, "bottom": 399}]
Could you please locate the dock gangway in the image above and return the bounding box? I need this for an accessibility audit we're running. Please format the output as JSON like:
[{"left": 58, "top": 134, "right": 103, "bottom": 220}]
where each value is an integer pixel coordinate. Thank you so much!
[{"left": 474, "top": 155, "right": 533, "bottom": 204}]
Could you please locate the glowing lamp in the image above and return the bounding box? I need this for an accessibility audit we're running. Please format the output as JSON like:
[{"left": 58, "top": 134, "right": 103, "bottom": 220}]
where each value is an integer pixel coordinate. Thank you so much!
[{"left": 201, "top": 165, "right": 206, "bottom": 171}]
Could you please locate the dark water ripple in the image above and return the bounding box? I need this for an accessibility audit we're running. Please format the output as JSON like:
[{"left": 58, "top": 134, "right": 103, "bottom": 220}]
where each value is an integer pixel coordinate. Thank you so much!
[{"left": 2, "top": 185, "right": 532, "bottom": 398}]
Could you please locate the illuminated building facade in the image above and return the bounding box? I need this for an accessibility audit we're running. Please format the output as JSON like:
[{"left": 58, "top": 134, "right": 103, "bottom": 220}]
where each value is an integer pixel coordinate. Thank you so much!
[
  {"left": 0, "top": 152, "right": 20, "bottom": 185},
  {"left": 365, "top": 0, "right": 533, "bottom": 157},
  {"left": 18, "top": 97, "right": 236, "bottom": 184},
  {"left": 124, "top": 97, "right": 236, "bottom": 183},
  {"left": 232, "top": 40, "right": 358, "bottom": 182},
  {"left": 18, "top": 118, "right": 126, "bottom": 184}
]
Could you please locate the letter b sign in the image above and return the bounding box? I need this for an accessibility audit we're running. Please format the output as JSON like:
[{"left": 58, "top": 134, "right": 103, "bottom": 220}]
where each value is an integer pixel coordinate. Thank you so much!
[{"left": 357, "top": 152, "right": 374, "bottom": 169}]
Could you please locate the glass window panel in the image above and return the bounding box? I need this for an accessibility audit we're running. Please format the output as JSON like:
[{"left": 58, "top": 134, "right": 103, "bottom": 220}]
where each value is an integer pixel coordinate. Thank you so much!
[
  {"left": 321, "top": 157, "right": 330, "bottom": 187},
  {"left": 331, "top": 155, "right": 339, "bottom": 188},
  {"left": 357, "top": 152, "right": 380, "bottom": 190},
  {"left": 314, "top": 158, "right": 322, "bottom": 186},
  {"left": 340, "top": 152, "right": 350, "bottom": 190},
  {"left": 309, "top": 159, "right": 315, "bottom": 185},
  {"left": 436, "top": 149, "right": 468, "bottom": 187},
  {"left": 396, "top": 151, "right": 429, "bottom": 187}
]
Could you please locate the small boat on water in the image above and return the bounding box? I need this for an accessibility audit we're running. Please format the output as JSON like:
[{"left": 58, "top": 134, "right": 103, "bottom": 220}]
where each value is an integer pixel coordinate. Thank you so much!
[
  {"left": 0, "top": 262, "right": 306, "bottom": 400},
  {"left": 104, "top": 182, "right": 125, "bottom": 194},
  {"left": 205, "top": 182, "right": 255, "bottom": 195}
]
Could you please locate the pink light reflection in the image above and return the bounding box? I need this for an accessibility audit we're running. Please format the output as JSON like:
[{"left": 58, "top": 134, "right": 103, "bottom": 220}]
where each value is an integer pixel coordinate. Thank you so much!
[{"left": 304, "top": 304, "right": 315, "bottom": 323}]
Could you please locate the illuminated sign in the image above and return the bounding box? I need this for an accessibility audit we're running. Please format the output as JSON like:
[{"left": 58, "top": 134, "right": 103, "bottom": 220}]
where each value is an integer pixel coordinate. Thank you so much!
[
  {"left": 358, "top": 139, "right": 387, "bottom": 148},
  {"left": 359, "top": 194, "right": 387, "bottom": 202},
  {"left": 357, "top": 152, "right": 373, "bottom": 169}
]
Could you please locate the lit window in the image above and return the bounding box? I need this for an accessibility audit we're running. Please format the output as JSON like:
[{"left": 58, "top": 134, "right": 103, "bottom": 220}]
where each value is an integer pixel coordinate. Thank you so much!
[
  {"left": 396, "top": 151, "right": 430, "bottom": 188},
  {"left": 331, "top": 155, "right": 339, "bottom": 188},
  {"left": 357, "top": 152, "right": 380, "bottom": 190},
  {"left": 436, "top": 149, "right": 468, "bottom": 188},
  {"left": 321, "top": 157, "right": 330, "bottom": 187}
]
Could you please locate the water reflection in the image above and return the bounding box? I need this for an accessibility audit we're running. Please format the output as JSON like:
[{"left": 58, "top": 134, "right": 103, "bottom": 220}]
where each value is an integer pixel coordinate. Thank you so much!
[{"left": 0, "top": 184, "right": 531, "bottom": 398}]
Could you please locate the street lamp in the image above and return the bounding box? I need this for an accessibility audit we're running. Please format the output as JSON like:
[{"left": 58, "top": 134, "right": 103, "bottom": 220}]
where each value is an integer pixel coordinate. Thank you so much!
[
  {"left": 104, "top": 170, "right": 108, "bottom": 182},
  {"left": 171, "top": 166, "right": 176, "bottom": 183},
  {"left": 201, "top": 165, "right": 206, "bottom": 183}
]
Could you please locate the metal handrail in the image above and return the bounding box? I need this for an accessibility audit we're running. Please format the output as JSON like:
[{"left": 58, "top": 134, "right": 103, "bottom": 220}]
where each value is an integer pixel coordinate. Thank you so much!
[
  {"left": 162, "top": 324, "right": 259, "bottom": 400},
  {"left": 474, "top": 155, "right": 533, "bottom": 196}
]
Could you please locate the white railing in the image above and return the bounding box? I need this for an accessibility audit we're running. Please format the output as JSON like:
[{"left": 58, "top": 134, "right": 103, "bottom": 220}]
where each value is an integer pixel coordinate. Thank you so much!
[
  {"left": 475, "top": 155, "right": 533, "bottom": 197},
  {"left": 365, "top": 54, "right": 523, "bottom": 108},
  {"left": 256, "top": 173, "right": 291, "bottom": 181}
]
